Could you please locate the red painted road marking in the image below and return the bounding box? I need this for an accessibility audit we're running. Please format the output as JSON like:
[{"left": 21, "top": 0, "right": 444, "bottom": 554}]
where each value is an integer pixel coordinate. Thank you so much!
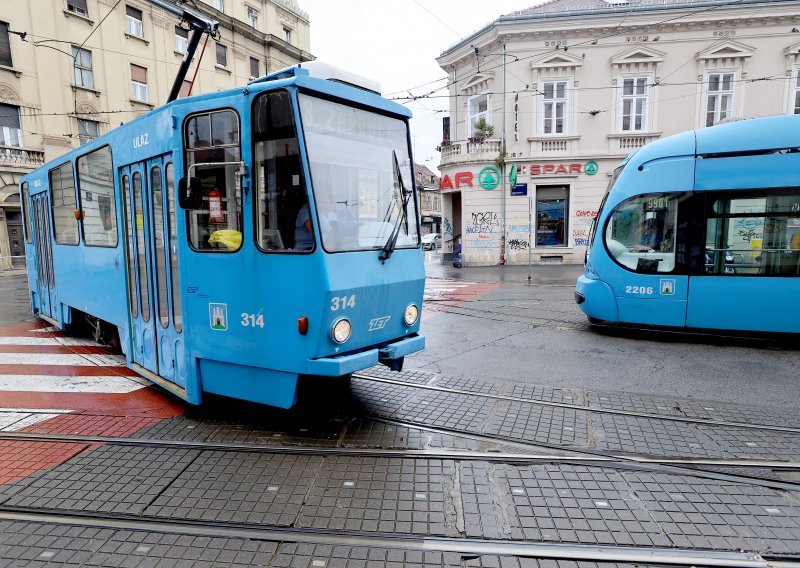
[
  {"left": 423, "top": 280, "right": 502, "bottom": 320},
  {"left": 0, "top": 440, "right": 89, "bottom": 485}
]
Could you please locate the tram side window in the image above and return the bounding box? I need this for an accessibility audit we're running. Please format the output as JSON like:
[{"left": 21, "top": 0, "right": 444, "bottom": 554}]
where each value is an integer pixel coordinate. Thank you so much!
[
  {"left": 252, "top": 90, "right": 312, "bottom": 252},
  {"left": 184, "top": 109, "right": 242, "bottom": 252},
  {"left": 604, "top": 193, "right": 681, "bottom": 273},
  {"left": 705, "top": 190, "right": 800, "bottom": 276},
  {"left": 50, "top": 162, "right": 79, "bottom": 245},
  {"left": 77, "top": 146, "right": 117, "bottom": 247}
]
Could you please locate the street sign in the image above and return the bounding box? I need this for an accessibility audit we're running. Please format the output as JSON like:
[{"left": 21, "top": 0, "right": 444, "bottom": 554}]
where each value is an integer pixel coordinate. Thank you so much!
[{"left": 511, "top": 183, "right": 527, "bottom": 196}]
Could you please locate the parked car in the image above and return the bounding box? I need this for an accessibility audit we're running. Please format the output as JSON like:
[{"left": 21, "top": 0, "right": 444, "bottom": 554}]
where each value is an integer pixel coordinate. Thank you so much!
[{"left": 422, "top": 233, "right": 442, "bottom": 250}]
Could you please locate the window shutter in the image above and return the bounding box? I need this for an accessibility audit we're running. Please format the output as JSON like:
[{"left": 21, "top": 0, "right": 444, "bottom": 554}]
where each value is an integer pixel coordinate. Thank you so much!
[
  {"left": 0, "top": 21, "right": 12, "bottom": 67},
  {"left": 126, "top": 5, "right": 142, "bottom": 19},
  {"left": 68, "top": 0, "right": 88, "bottom": 12},
  {"left": 0, "top": 103, "right": 20, "bottom": 129},
  {"left": 175, "top": 26, "right": 188, "bottom": 39},
  {"left": 130, "top": 64, "right": 147, "bottom": 83},
  {"left": 250, "top": 57, "right": 259, "bottom": 77}
]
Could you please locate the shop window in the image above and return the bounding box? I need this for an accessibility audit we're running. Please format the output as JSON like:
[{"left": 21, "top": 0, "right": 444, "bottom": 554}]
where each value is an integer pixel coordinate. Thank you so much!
[
  {"left": 705, "top": 190, "right": 800, "bottom": 276},
  {"left": 253, "top": 91, "right": 312, "bottom": 252},
  {"left": 50, "top": 162, "right": 79, "bottom": 245},
  {"left": 705, "top": 72, "right": 735, "bottom": 127},
  {"left": 620, "top": 77, "right": 647, "bottom": 132},
  {"left": 0, "top": 21, "right": 12, "bottom": 68},
  {"left": 536, "top": 185, "right": 568, "bottom": 246},
  {"left": 184, "top": 109, "right": 242, "bottom": 252},
  {"left": 77, "top": 146, "right": 117, "bottom": 247},
  {"left": 541, "top": 81, "right": 568, "bottom": 135},
  {"left": 605, "top": 193, "right": 682, "bottom": 273}
]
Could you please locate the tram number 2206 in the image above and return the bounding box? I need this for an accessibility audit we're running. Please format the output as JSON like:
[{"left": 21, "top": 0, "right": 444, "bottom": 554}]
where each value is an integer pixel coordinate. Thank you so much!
[
  {"left": 331, "top": 295, "right": 356, "bottom": 311},
  {"left": 625, "top": 285, "right": 654, "bottom": 295}
]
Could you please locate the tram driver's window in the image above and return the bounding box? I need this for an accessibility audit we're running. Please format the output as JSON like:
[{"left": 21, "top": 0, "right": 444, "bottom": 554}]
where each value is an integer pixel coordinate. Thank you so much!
[
  {"left": 605, "top": 193, "right": 679, "bottom": 273},
  {"left": 252, "top": 90, "right": 312, "bottom": 252},
  {"left": 184, "top": 109, "right": 242, "bottom": 252}
]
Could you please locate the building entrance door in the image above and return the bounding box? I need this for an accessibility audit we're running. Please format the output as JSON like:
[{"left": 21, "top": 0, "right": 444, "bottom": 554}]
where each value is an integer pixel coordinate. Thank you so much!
[{"left": 7, "top": 221, "right": 24, "bottom": 268}]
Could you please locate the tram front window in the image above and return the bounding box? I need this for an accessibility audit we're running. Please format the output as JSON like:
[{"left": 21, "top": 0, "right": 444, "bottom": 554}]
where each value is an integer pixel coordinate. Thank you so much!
[
  {"left": 298, "top": 94, "right": 419, "bottom": 253},
  {"left": 605, "top": 193, "right": 681, "bottom": 273}
]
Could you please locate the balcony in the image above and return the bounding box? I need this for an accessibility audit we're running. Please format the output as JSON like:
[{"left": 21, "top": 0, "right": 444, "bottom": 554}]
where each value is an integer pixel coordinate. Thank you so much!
[
  {"left": 607, "top": 132, "right": 662, "bottom": 154},
  {"left": 439, "top": 138, "right": 502, "bottom": 168},
  {"left": 0, "top": 146, "right": 45, "bottom": 168}
]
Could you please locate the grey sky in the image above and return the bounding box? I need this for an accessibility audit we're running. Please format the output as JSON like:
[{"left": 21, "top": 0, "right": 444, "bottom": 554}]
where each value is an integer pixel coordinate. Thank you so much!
[{"left": 298, "top": 0, "right": 539, "bottom": 173}]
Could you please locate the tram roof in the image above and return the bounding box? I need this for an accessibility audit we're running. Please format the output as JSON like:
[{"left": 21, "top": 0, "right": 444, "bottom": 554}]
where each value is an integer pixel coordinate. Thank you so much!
[
  {"left": 693, "top": 114, "right": 800, "bottom": 155},
  {"left": 21, "top": 68, "right": 410, "bottom": 187}
]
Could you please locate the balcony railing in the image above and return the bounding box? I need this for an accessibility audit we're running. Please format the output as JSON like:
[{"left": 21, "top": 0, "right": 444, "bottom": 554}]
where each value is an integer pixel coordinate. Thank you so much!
[
  {"left": 439, "top": 138, "right": 501, "bottom": 167},
  {"left": 607, "top": 132, "right": 662, "bottom": 153},
  {"left": 0, "top": 146, "right": 46, "bottom": 167}
]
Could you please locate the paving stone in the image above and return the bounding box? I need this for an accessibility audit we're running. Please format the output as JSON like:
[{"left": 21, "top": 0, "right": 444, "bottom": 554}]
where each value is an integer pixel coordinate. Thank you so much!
[
  {"left": 359, "top": 365, "right": 435, "bottom": 385},
  {"left": 272, "top": 543, "right": 462, "bottom": 567},
  {"left": 591, "top": 414, "right": 729, "bottom": 458},
  {"left": 130, "top": 415, "right": 220, "bottom": 442},
  {"left": 484, "top": 402, "right": 588, "bottom": 448},
  {"left": 350, "top": 379, "right": 418, "bottom": 417},
  {"left": 144, "top": 451, "right": 322, "bottom": 525},
  {"left": 208, "top": 424, "right": 341, "bottom": 447},
  {"left": 699, "top": 425, "right": 800, "bottom": 461},
  {"left": 2, "top": 445, "right": 198, "bottom": 514},
  {"left": 506, "top": 384, "right": 584, "bottom": 405},
  {"left": 393, "top": 390, "right": 495, "bottom": 432},
  {"left": 296, "top": 457, "right": 454, "bottom": 536},
  {"left": 433, "top": 375, "right": 506, "bottom": 395}
]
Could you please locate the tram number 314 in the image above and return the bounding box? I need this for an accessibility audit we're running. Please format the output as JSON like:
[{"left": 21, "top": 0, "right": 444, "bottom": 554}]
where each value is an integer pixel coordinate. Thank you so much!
[
  {"left": 331, "top": 295, "right": 356, "bottom": 311},
  {"left": 241, "top": 313, "right": 265, "bottom": 327}
]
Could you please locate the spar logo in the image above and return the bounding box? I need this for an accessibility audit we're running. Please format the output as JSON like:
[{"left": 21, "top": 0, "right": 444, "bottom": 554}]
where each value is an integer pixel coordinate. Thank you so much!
[{"left": 368, "top": 316, "right": 391, "bottom": 332}]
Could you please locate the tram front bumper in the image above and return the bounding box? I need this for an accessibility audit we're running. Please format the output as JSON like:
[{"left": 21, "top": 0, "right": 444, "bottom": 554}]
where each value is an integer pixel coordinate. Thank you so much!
[{"left": 306, "top": 334, "right": 425, "bottom": 377}]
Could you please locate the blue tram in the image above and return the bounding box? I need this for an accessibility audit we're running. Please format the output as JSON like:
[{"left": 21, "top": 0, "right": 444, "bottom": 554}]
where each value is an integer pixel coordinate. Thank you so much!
[
  {"left": 19, "top": 63, "right": 425, "bottom": 408},
  {"left": 577, "top": 114, "right": 800, "bottom": 334}
]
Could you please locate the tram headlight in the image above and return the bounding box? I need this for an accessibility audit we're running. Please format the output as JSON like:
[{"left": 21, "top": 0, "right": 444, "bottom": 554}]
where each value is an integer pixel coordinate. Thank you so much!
[
  {"left": 403, "top": 304, "right": 419, "bottom": 326},
  {"left": 331, "top": 318, "right": 352, "bottom": 344}
]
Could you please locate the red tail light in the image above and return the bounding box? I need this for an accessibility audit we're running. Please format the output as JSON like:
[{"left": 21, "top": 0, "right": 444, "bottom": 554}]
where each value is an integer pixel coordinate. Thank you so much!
[{"left": 297, "top": 316, "right": 309, "bottom": 335}]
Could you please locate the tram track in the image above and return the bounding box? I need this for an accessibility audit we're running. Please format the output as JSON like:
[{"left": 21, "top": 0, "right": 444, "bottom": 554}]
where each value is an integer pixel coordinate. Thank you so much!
[
  {"left": 351, "top": 373, "right": 800, "bottom": 435},
  {"left": 0, "top": 506, "right": 795, "bottom": 567},
  {"left": 1, "top": 423, "right": 799, "bottom": 492}
]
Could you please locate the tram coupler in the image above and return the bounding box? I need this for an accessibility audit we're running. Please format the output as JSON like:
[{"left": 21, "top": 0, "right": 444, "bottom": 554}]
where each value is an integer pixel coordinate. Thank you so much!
[{"left": 380, "top": 356, "right": 404, "bottom": 372}]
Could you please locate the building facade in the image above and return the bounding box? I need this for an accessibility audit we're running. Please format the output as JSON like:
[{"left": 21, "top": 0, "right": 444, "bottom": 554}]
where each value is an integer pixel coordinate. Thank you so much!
[
  {"left": 415, "top": 163, "right": 442, "bottom": 235},
  {"left": 436, "top": 0, "right": 800, "bottom": 266},
  {"left": 0, "top": 0, "right": 312, "bottom": 269}
]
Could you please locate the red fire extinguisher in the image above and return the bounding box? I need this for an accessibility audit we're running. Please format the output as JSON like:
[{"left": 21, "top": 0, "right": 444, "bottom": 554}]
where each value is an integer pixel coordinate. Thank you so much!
[{"left": 208, "top": 187, "right": 224, "bottom": 223}]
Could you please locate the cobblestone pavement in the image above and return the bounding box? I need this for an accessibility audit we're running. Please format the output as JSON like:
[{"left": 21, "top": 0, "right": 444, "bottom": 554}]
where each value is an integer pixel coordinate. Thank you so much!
[{"left": 1, "top": 270, "right": 800, "bottom": 565}]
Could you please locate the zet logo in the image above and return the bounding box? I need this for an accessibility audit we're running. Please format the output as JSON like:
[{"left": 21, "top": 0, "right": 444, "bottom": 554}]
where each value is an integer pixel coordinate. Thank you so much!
[
  {"left": 584, "top": 161, "right": 599, "bottom": 176},
  {"left": 368, "top": 316, "right": 391, "bottom": 332},
  {"left": 478, "top": 166, "right": 500, "bottom": 190}
]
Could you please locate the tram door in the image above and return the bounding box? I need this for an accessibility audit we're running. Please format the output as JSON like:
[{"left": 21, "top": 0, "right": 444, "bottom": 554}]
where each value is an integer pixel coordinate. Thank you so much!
[
  {"left": 120, "top": 157, "right": 186, "bottom": 388},
  {"left": 30, "top": 193, "right": 56, "bottom": 321}
]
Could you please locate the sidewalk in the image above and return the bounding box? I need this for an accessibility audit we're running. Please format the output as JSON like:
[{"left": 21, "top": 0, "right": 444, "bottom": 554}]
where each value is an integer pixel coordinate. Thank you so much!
[{"left": 424, "top": 254, "right": 583, "bottom": 286}]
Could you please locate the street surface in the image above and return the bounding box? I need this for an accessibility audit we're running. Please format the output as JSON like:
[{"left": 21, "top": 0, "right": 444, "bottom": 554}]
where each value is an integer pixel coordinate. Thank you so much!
[{"left": 0, "top": 256, "right": 799, "bottom": 566}]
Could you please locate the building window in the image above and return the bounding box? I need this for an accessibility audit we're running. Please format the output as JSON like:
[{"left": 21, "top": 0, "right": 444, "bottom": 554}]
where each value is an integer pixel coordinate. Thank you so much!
[
  {"left": 282, "top": 27, "right": 292, "bottom": 43},
  {"left": 77, "top": 146, "right": 117, "bottom": 247},
  {"left": 126, "top": 5, "right": 143, "bottom": 38},
  {"left": 66, "top": 0, "right": 88, "bottom": 16},
  {"left": 542, "top": 81, "right": 567, "bottom": 135},
  {"left": 249, "top": 56, "right": 259, "bottom": 78},
  {"left": 793, "top": 70, "right": 800, "bottom": 115},
  {"left": 536, "top": 185, "right": 568, "bottom": 247},
  {"left": 468, "top": 93, "right": 490, "bottom": 136},
  {"left": 705, "top": 72, "right": 734, "bottom": 127},
  {"left": 130, "top": 64, "right": 148, "bottom": 101},
  {"left": 247, "top": 7, "right": 259, "bottom": 28},
  {"left": 72, "top": 46, "right": 93, "bottom": 89},
  {"left": 50, "top": 162, "right": 79, "bottom": 245},
  {"left": 621, "top": 77, "right": 647, "bottom": 132},
  {"left": 77, "top": 118, "right": 99, "bottom": 144},
  {"left": 215, "top": 43, "right": 227, "bottom": 67},
  {"left": 212, "top": 0, "right": 223, "bottom": 11},
  {"left": 175, "top": 26, "right": 188, "bottom": 53},
  {"left": 0, "top": 103, "right": 22, "bottom": 147},
  {"left": 0, "top": 21, "right": 12, "bottom": 67}
]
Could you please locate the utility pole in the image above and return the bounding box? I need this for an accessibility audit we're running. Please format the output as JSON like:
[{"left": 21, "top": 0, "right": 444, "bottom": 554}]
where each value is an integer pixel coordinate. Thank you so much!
[
  {"left": 143, "top": 0, "right": 218, "bottom": 103},
  {"left": 500, "top": 42, "right": 507, "bottom": 266}
]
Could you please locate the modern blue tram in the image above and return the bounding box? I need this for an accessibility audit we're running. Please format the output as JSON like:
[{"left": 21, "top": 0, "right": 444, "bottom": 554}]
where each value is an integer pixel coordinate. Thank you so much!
[
  {"left": 577, "top": 114, "right": 800, "bottom": 334},
  {"left": 19, "top": 62, "right": 425, "bottom": 408}
]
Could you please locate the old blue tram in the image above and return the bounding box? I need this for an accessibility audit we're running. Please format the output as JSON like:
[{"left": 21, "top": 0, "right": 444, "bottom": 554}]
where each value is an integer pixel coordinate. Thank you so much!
[{"left": 19, "top": 63, "right": 425, "bottom": 408}]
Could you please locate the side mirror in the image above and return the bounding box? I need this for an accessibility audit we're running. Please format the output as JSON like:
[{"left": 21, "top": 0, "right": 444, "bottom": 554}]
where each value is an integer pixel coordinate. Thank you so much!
[{"left": 178, "top": 177, "right": 203, "bottom": 210}]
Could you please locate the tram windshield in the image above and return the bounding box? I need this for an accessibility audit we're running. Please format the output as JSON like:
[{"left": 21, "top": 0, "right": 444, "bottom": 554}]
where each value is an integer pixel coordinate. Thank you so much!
[{"left": 298, "top": 94, "right": 419, "bottom": 253}]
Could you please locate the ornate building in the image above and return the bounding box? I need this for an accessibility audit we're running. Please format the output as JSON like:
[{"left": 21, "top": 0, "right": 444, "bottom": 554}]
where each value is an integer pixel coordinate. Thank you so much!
[
  {"left": 0, "top": 0, "right": 312, "bottom": 269},
  {"left": 415, "top": 163, "right": 441, "bottom": 236},
  {"left": 436, "top": 0, "right": 800, "bottom": 266}
]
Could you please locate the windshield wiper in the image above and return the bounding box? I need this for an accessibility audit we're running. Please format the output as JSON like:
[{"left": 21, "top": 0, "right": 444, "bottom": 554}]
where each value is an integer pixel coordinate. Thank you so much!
[{"left": 379, "top": 151, "right": 412, "bottom": 262}]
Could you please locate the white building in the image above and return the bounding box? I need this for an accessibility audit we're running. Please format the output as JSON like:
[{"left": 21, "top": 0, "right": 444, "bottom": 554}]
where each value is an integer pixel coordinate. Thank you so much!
[{"left": 436, "top": 0, "right": 800, "bottom": 266}]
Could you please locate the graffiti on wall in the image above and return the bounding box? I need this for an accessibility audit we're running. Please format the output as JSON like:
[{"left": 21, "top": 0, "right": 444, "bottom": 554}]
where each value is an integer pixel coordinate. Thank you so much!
[
  {"left": 443, "top": 217, "right": 453, "bottom": 236},
  {"left": 572, "top": 210, "right": 597, "bottom": 246},
  {"left": 508, "top": 239, "right": 530, "bottom": 250},
  {"left": 471, "top": 211, "right": 499, "bottom": 226}
]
